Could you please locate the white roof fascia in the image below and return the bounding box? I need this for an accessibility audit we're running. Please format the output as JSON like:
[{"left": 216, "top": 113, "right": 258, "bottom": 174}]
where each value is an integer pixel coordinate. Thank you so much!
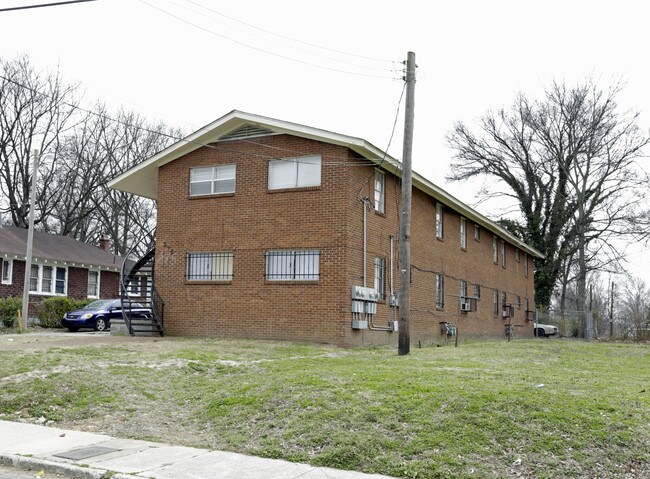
[{"left": 107, "top": 110, "right": 543, "bottom": 258}]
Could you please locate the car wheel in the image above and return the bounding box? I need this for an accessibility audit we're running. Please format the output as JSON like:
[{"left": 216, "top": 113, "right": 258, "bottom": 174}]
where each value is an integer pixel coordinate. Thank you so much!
[
  {"left": 67, "top": 327, "right": 79, "bottom": 332},
  {"left": 535, "top": 328, "right": 545, "bottom": 338},
  {"left": 94, "top": 317, "right": 107, "bottom": 331}
]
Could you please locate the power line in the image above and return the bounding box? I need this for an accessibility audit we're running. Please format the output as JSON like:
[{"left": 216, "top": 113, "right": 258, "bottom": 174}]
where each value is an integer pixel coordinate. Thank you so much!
[
  {"left": 137, "top": 0, "right": 398, "bottom": 80},
  {"left": 0, "top": 73, "right": 395, "bottom": 169},
  {"left": 181, "top": 0, "right": 394, "bottom": 65},
  {"left": 0, "top": 0, "right": 97, "bottom": 12}
]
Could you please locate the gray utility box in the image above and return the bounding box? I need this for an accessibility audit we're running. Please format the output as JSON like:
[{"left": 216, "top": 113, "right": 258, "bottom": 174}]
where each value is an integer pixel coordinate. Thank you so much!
[{"left": 352, "top": 320, "right": 368, "bottom": 330}]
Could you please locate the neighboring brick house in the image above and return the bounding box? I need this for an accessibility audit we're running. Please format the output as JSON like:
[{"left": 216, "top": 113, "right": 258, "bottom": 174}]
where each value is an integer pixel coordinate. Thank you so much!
[
  {"left": 108, "top": 110, "right": 543, "bottom": 346},
  {"left": 0, "top": 226, "right": 124, "bottom": 313}
]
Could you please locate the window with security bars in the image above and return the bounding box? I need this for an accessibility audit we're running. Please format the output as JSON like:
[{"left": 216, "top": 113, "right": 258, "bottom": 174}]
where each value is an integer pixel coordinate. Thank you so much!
[
  {"left": 186, "top": 252, "right": 234, "bottom": 281},
  {"left": 265, "top": 250, "right": 320, "bottom": 280}
]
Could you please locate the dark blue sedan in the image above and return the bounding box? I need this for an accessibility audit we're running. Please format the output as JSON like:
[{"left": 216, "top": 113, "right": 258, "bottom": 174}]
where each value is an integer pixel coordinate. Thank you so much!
[{"left": 62, "top": 299, "right": 151, "bottom": 332}]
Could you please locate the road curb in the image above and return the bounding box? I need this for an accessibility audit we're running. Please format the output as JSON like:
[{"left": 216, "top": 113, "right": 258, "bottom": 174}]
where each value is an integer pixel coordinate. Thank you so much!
[{"left": 0, "top": 453, "right": 121, "bottom": 479}]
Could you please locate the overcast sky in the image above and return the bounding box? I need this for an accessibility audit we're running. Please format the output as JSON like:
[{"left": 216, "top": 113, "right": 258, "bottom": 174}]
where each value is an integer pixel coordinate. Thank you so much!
[{"left": 1, "top": 0, "right": 649, "bottom": 286}]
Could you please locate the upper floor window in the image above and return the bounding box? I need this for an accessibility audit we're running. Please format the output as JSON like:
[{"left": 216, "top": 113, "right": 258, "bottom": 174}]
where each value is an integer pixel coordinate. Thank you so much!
[
  {"left": 265, "top": 250, "right": 320, "bottom": 281},
  {"left": 268, "top": 156, "right": 321, "bottom": 190},
  {"left": 190, "top": 164, "right": 236, "bottom": 196},
  {"left": 515, "top": 248, "right": 520, "bottom": 262},
  {"left": 436, "top": 204, "right": 444, "bottom": 239},
  {"left": 501, "top": 240, "right": 506, "bottom": 268},
  {"left": 474, "top": 224, "right": 480, "bottom": 242},
  {"left": 474, "top": 283, "right": 481, "bottom": 299},
  {"left": 493, "top": 289, "right": 499, "bottom": 316},
  {"left": 187, "top": 252, "right": 234, "bottom": 281},
  {"left": 460, "top": 217, "right": 467, "bottom": 250},
  {"left": 374, "top": 170, "right": 385, "bottom": 213},
  {"left": 492, "top": 236, "right": 498, "bottom": 264},
  {"left": 524, "top": 253, "right": 529, "bottom": 278},
  {"left": 88, "top": 270, "right": 100, "bottom": 298},
  {"left": 1, "top": 259, "right": 12, "bottom": 285}
]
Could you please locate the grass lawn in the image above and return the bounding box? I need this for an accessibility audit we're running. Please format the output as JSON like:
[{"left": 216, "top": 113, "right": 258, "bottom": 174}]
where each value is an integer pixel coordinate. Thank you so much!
[{"left": 0, "top": 336, "right": 648, "bottom": 478}]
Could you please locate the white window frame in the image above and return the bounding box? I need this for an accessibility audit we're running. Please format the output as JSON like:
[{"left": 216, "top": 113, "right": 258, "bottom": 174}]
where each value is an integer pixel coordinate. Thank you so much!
[
  {"left": 474, "top": 224, "right": 480, "bottom": 242},
  {"left": 492, "top": 236, "right": 498, "bottom": 264},
  {"left": 268, "top": 155, "right": 321, "bottom": 190},
  {"left": 474, "top": 283, "right": 481, "bottom": 299},
  {"left": 374, "top": 170, "right": 385, "bottom": 213},
  {"left": 435, "top": 273, "right": 444, "bottom": 308},
  {"left": 524, "top": 253, "right": 529, "bottom": 278},
  {"left": 189, "top": 164, "right": 236, "bottom": 196},
  {"left": 460, "top": 279, "right": 467, "bottom": 303},
  {"left": 374, "top": 257, "right": 386, "bottom": 299},
  {"left": 515, "top": 248, "right": 520, "bottom": 262},
  {"left": 87, "top": 270, "right": 100, "bottom": 298},
  {"left": 501, "top": 240, "right": 507, "bottom": 268},
  {"left": 28, "top": 263, "right": 67, "bottom": 296},
  {"left": 1, "top": 259, "right": 12, "bottom": 285},
  {"left": 460, "top": 217, "right": 467, "bottom": 250},
  {"left": 493, "top": 289, "right": 499, "bottom": 316},
  {"left": 186, "top": 252, "right": 234, "bottom": 281},
  {"left": 265, "top": 250, "right": 320, "bottom": 281},
  {"left": 435, "top": 203, "right": 444, "bottom": 239}
]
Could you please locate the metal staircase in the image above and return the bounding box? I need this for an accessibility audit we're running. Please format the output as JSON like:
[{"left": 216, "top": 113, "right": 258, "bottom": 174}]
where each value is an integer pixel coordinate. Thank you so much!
[{"left": 119, "top": 246, "right": 164, "bottom": 336}]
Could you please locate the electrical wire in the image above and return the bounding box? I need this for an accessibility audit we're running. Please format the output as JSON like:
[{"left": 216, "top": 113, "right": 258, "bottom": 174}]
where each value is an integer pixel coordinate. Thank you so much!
[
  {"left": 138, "top": 0, "right": 399, "bottom": 80},
  {"left": 182, "top": 0, "right": 394, "bottom": 65},
  {"left": 0, "top": 0, "right": 96, "bottom": 12},
  {"left": 162, "top": 0, "right": 394, "bottom": 72}
]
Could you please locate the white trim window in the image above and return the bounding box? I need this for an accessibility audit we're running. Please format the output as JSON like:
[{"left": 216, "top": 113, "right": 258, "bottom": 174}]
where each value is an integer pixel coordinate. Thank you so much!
[
  {"left": 435, "top": 273, "right": 445, "bottom": 308},
  {"left": 460, "top": 217, "right": 467, "bottom": 250},
  {"left": 493, "top": 289, "right": 499, "bottom": 316},
  {"left": 374, "top": 170, "right": 385, "bottom": 213},
  {"left": 190, "top": 164, "right": 236, "bottom": 196},
  {"left": 29, "top": 264, "right": 67, "bottom": 295},
  {"left": 268, "top": 155, "right": 321, "bottom": 190},
  {"left": 87, "top": 270, "right": 100, "bottom": 298},
  {"left": 436, "top": 203, "right": 444, "bottom": 239},
  {"left": 374, "top": 257, "right": 386, "bottom": 299},
  {"left": 186, "top": 252, "right": 234, "bottom": 281},
  {"left": 460, "top": 279, "right": 467, "bottom": 303},
  {"left": 501, "top": 240, "right": 506, "bottom": 268},
  {"left": 474, "top": 224, "right": 480, "bottom": 242},
  {"left": 1, "top": 259, "right": 12, "bottom": 285},
  {"left": 474, "top": 283, "right": 481, "bottom": 299},
  {"left": 265, "top": 250, "right": 320, "bottom": 281},
  {"left": 515, "top": 248, "right": 520, "bottom": 262},
  {"left": 524, "top": 253, "right": 529, "bottom": 278},
  {"left": 492, "top": 236, "right": 498, "bottom": 264}
]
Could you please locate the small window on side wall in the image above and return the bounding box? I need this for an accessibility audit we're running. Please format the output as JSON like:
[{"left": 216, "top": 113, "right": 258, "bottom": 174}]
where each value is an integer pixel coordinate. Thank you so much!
[
  {"left": 436, "top": 204, "right": 444, "bottom": 239},
  {"left": 460, "top": 217, "right": 467, "bottom": 250},
  {"left": 1, "top": 259, "right": 12, "bottom": 285},
  {"left": 374, "top": 170, "right": 385, "bottom": 213},
  {"left": 88, "top": 270, "right": 100, "bottom": 298}
]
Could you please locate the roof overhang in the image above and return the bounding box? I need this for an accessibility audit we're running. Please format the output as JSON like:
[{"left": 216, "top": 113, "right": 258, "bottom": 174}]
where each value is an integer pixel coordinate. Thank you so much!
[{"left": 107, "top": 110, "right": 544, "bottom": 259}]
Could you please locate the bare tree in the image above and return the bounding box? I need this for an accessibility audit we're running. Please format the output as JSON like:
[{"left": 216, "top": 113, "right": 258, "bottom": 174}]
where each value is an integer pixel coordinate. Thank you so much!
[
  {"left": 0, "top": 55, "right": 80, "bottom": 227},
  {"left": 447, "top": 80, "right": 649, "bottom": 316},
  {"left": 618, "top": 276, "right": 649, "bottom": 340}
]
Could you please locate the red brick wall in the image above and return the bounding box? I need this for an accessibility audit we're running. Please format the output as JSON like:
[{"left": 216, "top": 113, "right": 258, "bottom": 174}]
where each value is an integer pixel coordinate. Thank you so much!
[
  {"left": 155, "top": 134, "right": 536, "bottom": 346},
  {"left": 100, "top": 271, "right": 120, "bottom": 299}
]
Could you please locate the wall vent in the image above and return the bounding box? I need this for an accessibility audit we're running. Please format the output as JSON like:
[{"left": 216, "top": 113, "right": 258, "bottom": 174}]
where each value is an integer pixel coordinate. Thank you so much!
[{"left": 219, "top": 124, "right": 276, "bottom": 141}]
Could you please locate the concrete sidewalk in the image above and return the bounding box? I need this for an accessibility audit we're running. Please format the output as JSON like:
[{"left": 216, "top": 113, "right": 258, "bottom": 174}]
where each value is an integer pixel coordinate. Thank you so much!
[{"left": 0, "top": 420, "right": 395, "bottom": 479}]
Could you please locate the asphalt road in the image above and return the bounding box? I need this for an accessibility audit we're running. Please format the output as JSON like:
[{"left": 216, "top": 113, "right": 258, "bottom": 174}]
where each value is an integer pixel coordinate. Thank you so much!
[{"left": 0, "top": 464, "right": 68, "bottom": 479}]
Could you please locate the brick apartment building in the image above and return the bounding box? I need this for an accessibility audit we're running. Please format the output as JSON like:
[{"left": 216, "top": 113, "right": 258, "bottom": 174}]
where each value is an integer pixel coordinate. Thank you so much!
[
  {"left": 109, "top": 111, "right": 543, "bottom": 346},
  {"left": 0, "top": 226, "right": 123, "bottom": 312}
]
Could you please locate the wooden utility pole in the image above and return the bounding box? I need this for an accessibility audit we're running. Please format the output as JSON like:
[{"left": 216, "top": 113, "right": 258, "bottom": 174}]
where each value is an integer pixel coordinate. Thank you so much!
[
  {"left": 609, "top": 281, "right": 615, "bottom": 338},
  {"left": 398, "top": 51, "right": 416, "bottom": 356},
  {"left": 20, "top": 149, "right": 39, "bottom": 332}
]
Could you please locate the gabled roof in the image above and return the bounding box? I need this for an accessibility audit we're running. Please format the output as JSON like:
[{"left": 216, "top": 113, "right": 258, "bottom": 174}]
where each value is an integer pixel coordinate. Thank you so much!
[
  {"left": 108, "top": 110, "right": 544, "bottom": 259},
  {"left": 0, "top": 226, "right": 123, "bottom": 271}
]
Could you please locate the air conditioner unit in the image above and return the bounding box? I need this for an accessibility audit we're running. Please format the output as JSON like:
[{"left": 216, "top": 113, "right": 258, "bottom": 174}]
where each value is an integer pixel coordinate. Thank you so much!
[
  {"left": 461, "top": 302, "right": 471, "bottom": 312},
  {"left": 502, "top": 310, "right": 510, "bottom": 318}
]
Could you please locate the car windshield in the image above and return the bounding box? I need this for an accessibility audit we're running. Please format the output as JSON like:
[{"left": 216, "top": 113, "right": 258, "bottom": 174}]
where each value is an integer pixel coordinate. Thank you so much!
[{"left": 81, "top": 300, "right": 116, "bottom": 310}]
